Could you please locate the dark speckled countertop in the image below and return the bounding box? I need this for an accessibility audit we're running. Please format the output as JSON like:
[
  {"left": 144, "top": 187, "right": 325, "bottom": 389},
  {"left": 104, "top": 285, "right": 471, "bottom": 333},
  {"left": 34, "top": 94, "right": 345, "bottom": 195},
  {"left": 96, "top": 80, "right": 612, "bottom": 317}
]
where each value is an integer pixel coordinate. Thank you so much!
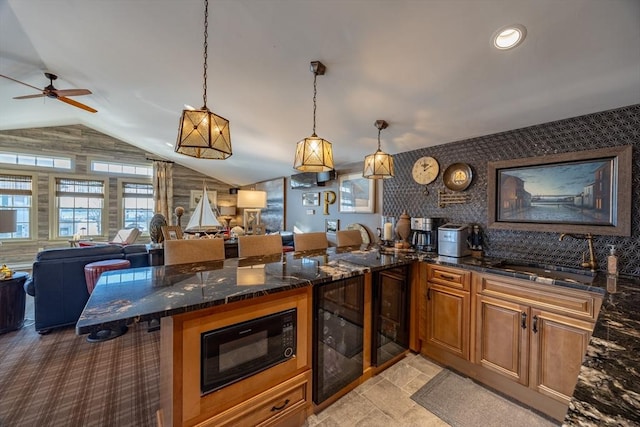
[{"left": 76, "top": 246, "right": 639, "bottom": 426}]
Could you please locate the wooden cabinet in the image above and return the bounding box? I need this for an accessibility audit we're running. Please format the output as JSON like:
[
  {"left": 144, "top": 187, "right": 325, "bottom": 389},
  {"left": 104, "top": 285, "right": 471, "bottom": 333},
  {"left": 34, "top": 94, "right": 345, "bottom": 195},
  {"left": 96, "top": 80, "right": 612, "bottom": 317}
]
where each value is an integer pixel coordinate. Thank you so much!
[
  {"left": 422, "top": 265, "right": 471, "bottom": 362},
  {"left": 474, "top": 273, "right": 601, "bottom": 408}
]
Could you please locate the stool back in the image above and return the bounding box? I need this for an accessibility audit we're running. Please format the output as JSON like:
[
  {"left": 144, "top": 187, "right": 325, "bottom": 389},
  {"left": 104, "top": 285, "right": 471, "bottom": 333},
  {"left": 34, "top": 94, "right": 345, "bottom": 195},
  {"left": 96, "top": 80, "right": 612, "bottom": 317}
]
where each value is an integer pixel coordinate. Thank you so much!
[
  {"left": 336, "top": 229, "right": 363, "bottom": 247},
  {"left": 164, "top": 239, "right": 225, "bottom": 265},
  {"left": 238, "top": 234, "right": 283, "bottom": 257},
  {"left": 294, "top": 232, "right": 328, "bottom": 252}
]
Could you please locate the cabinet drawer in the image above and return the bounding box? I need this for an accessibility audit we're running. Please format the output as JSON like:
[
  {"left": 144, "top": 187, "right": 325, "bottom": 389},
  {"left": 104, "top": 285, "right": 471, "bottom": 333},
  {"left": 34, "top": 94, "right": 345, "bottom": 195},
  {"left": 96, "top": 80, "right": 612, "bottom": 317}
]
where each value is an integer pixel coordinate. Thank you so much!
[
  {"left": 428, "top": 265, "right": 470, "bottom": 291},
  {"left": 197, "top": 371, "right": 311, "bottom": 427},
  {"left": 475, "top": 273, "right": 600, "bottom": 320}
]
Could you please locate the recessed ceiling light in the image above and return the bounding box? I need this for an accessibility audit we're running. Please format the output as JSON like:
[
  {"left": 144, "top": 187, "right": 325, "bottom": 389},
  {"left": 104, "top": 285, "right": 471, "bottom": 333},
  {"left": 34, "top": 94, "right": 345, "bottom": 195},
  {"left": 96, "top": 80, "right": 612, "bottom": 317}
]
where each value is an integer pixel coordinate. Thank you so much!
[{"left": 493, "top": 24, "right": 527, "bottom": 50}]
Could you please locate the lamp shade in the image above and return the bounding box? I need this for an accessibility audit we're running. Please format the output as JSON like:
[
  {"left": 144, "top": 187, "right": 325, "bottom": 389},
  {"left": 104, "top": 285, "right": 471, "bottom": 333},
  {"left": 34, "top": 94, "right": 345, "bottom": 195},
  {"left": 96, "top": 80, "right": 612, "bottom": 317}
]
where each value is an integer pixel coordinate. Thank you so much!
[
  {"left": 219, "top": 206, "right": 236, "bottom": 216},
  {"left": 363, "top": 149, "right": 395, "bottom": 179},
  {"left": 294, "top": 135, "right": 334, "bottom": 172},
  {"left": 0, "top": 210, "right": 17, "bottom": 233},
  {"left": 176, "top": 108, "right": 232, "bottom": 159},
  {"left": 237, "top": 190, "right": 267, "bottom": 208}
]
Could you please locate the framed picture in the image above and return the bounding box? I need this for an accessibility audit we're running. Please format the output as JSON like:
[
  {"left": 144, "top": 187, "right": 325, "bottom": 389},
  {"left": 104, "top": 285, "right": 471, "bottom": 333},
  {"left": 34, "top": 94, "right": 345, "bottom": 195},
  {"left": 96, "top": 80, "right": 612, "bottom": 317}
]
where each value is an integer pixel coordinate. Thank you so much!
[
  {"left": 338, "top": 172, "right": 375, "bottom": 213},
  {"left": 302, "top": 192, "right": 320, "bottom": 207},
  {"left": 190, "top": 189, "right": 217, "bottom": 209},
  {"left": 161, "top": 225, "right": 183, "bottom": 241},
  {"left": 325, "top": 219, "right": 339, "bottom": 234},
  {"left": 487, "top": 145, "right": 632, "bottom": 236}
]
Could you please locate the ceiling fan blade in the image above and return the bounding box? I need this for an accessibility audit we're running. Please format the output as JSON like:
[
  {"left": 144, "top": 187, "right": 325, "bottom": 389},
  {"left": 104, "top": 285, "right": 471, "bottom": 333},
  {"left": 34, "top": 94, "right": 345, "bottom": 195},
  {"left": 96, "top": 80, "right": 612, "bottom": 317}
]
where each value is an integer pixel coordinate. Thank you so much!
[
  {"left": 13, "top": 93, "right": 46, "bottom": 100},
  {"left": 0, "top": 74, "right": 43, "bottom": 92},
  {"left": 54, "top": 89, "right": 92, "bottom": 97},
  {"left": 57, "top": 96, "right": 97, "bottom": 113}
]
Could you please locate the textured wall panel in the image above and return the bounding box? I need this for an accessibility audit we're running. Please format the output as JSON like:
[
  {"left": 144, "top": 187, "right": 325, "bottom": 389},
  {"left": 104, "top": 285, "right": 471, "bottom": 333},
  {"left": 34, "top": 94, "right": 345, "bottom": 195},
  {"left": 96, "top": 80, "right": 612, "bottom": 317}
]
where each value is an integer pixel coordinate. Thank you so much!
[{"left": 383, "top": 105, "right": 639, "bottom": 276}]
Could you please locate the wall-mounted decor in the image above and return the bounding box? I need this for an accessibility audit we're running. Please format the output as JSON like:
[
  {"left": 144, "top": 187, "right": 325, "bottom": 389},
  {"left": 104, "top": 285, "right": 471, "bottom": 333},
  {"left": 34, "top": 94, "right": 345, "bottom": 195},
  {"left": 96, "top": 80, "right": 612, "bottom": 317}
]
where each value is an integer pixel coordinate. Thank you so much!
[
  {"left": 161, "top": 225, "right": 183, "bottom": 241},
  {"left": 302, "top": 192, "right": 320, "bottom": 206},
  {"left": 338, "top": 172, "right": 375, "bottom": 213},
  {"left": 255, "top": 177, "right": 285, "bottom": 232},
  {"left": 190, "top": 189, "right": 217, "bottom": 209},
  {"left": 487, "top": 145, "right": 632, "bottom": 236},
  {"left": 325, "top": 219, "right": 339, "bottom": 234}
]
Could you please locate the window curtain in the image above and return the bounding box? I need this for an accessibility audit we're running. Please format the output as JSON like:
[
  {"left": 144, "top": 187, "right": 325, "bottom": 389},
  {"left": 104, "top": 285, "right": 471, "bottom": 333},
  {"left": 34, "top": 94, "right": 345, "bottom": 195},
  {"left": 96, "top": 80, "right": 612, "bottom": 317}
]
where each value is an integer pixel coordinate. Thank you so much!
[{"left": 153, "top": 161, "right": 174, "bottom": 224}]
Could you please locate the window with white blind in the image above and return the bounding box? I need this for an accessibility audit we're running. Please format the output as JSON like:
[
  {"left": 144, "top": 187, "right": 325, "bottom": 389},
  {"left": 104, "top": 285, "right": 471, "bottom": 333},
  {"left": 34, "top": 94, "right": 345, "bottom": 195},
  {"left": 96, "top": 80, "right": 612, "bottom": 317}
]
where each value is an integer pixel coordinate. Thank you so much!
[
  {"left": 0, "top": 174, "right": 33, "bottom": 240},
  {"left": 55, "top": 178, "right": 105, "bottom": 238},
  {"left": 121, "top": 181, "right": 154, "bottom": 234}
]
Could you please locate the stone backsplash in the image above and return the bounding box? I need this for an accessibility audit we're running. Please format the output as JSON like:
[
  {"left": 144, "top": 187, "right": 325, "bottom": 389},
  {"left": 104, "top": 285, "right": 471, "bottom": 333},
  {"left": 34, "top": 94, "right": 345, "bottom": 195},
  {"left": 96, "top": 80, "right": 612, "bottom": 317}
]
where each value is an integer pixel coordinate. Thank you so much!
[{"left": 383, "top": 104, "right": 639, "bottom": 277}]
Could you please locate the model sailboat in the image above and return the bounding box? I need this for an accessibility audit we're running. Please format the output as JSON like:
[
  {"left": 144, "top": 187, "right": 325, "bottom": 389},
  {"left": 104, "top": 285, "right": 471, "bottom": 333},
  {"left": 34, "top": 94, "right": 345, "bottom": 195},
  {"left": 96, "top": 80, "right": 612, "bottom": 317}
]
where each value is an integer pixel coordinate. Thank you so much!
[{"left": 185, "top": 185, "right": 222, "bottom": 234}]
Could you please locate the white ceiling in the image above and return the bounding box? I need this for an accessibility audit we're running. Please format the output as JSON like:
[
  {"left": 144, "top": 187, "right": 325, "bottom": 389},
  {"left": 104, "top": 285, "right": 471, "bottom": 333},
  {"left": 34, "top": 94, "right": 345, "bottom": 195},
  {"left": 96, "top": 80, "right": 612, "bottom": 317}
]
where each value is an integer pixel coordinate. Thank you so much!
[{"left": 1, "top": 0, "right": 639, "bottom": 186}]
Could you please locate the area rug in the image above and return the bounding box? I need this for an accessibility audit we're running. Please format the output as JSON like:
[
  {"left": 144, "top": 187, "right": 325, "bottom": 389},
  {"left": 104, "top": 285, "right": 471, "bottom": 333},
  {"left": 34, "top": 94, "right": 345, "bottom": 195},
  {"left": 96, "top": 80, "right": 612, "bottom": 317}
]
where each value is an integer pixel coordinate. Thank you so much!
[
  {"left": 411, "top": 369, "right": 558, "bottom": 427},
  {"left": 0, "top": 321, "right": 160, "bottom": 427}
]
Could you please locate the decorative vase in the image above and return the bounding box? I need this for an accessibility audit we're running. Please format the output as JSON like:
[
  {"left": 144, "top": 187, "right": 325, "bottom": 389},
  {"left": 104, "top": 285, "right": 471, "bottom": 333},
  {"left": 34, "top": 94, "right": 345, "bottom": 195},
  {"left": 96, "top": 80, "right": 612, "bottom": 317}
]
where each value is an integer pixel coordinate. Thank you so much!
[
  {"left": 149, "top": 213, "right": 167, "bottom": 244},
  {"left": 396, "top": 210, "right": 411, "bottom": 247}
]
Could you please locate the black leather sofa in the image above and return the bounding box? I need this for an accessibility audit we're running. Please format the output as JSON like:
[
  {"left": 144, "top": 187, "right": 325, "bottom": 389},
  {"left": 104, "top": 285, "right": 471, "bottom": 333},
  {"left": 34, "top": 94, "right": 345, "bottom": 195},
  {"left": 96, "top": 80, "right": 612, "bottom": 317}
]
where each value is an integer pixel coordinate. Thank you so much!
[{"left": 24, "top": 244, "right": 149, "bottom": 334}]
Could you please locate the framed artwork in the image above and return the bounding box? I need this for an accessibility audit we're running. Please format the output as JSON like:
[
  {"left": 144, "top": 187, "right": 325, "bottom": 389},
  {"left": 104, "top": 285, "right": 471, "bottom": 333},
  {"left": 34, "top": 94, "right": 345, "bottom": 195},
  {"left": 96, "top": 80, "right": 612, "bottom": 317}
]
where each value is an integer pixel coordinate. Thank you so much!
[
  {"left": 255, "top": 177, "right": 285, "bottom": 232},
  {"left": 325, "top": 219, "right": 339, "bottom": 234},
  {"left": 161, "top": 225, "right": 183, "bottom": 241},
  {"left": 338, "top": 172, "right": 375, "bottom": 213},
  {"left": 487, "top": 145, "right": 632, "bottom": 236},
  {"left": 190, "top": 189, "right": 217, "bottom": 209},
  {"left": 302, "top": 192, "right": 320, "bottom": 207}
]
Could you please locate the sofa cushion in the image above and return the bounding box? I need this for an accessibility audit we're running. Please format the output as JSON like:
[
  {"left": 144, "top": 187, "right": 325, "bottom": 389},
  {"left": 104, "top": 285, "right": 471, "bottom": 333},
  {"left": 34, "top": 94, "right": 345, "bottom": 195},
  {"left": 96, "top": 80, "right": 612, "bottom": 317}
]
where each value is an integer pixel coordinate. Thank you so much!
[{"left": 35, "top": 244, "right": 124, "bottom": 261}]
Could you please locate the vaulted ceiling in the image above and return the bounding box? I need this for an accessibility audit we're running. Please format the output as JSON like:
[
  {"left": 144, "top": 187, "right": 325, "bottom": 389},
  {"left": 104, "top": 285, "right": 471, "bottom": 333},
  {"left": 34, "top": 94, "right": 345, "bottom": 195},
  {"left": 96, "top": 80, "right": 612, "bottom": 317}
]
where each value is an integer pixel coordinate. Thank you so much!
[{"left": 1, "top": 0, "right": 638, "bottom": 186}]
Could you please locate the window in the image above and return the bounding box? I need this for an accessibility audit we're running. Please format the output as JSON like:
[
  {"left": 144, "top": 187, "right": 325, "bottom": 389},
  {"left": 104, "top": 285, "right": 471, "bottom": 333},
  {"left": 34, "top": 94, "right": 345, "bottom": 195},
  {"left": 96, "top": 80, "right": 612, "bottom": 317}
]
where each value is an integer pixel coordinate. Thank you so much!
[
  {"left": 0, "top": 151, "right": 72, "bottom": 170},
  {"left": 121, "top": 182, "right": 154, "bottom": 234},
  {"left": 0, "top": 174, "right": 33, "bottom": 239},
  {"left": 56, "top": 178, "right": 105, "bottom": 238},
  {"left": 91, "top": 160, "right": 152, "bottom": 177}
]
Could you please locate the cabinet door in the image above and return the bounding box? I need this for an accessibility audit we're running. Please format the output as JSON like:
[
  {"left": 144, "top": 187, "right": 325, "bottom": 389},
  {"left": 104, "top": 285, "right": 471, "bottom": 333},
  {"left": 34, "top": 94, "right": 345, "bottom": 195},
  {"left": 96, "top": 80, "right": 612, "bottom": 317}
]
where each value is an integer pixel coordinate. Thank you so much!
[
  {"left": 476, "top": 295, "right": 529, "bottom": 385},
  {"left": 425, "top": 283, "right": 470, "bottom": 360},
  {"left": 529, "top": 309, "right": 593, "bottom": 404}
]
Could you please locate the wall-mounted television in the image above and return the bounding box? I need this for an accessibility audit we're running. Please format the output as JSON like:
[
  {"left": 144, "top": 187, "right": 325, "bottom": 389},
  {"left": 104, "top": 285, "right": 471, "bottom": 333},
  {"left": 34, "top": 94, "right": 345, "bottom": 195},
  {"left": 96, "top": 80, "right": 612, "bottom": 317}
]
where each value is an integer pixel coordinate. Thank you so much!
[{"left": 290, "top": 170, "right": 336, "bottom": 189}]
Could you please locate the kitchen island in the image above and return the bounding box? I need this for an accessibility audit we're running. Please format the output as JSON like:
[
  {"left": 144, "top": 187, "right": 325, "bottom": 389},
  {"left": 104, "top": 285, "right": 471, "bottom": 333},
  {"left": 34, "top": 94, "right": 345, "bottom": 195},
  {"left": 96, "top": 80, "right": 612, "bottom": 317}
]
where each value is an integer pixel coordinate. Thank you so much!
[{"left": 76, "top": 246, "right": 638, "bottom": 426}]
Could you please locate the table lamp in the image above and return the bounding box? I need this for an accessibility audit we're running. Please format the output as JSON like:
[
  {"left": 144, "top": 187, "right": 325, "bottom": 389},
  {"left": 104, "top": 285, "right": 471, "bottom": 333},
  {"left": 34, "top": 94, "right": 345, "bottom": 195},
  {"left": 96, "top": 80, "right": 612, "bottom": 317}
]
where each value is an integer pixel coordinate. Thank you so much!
[
  {"left": 219, "top": 206, "right": 236, "bottom": 230},
  {"left": 0, "top": 209, "right": 17, "bottom": 274},
  {"left": 237, "top": 190, "right": 267, "bottom": 234}
]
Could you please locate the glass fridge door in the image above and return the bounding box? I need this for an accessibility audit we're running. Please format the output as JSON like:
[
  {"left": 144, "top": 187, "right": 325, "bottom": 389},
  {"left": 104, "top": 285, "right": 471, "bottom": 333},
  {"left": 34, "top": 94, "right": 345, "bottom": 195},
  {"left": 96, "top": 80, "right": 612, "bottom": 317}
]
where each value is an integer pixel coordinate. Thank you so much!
[{"left": 313, "top": 276, "right": 364, "bottom": 404}]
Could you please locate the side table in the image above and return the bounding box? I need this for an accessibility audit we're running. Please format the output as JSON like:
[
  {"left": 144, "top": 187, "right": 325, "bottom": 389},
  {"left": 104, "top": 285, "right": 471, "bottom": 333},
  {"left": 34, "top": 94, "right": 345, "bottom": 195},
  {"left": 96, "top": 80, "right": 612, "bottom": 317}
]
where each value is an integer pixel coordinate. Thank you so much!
[{"left": 0, "top": 271, "right": 29, "bottom": 334}]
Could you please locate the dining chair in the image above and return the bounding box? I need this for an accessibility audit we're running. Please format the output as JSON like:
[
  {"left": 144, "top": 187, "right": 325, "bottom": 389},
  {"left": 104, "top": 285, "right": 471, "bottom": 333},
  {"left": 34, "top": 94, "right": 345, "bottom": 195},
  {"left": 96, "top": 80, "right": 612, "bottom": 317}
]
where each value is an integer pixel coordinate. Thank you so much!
[
  {"left": 336, "top": 229, "right": 363, "bottom": 247},
  {"left": 294, "top": 232, "right": 329, "bottom": 252},
  {"left": 164, "top": 238, "right": 225, "bottom": 265},
  {"left": 238, "top": 234, "right": 283, "bottom": 257}
]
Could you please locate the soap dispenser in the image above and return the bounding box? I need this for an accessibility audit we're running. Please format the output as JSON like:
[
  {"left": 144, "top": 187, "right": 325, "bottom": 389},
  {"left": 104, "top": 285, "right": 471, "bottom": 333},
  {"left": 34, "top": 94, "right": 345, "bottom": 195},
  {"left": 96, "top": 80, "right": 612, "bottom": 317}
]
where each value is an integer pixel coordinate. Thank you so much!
[{"left": 606, "top": 245, "right": 618, "bottom": 293}]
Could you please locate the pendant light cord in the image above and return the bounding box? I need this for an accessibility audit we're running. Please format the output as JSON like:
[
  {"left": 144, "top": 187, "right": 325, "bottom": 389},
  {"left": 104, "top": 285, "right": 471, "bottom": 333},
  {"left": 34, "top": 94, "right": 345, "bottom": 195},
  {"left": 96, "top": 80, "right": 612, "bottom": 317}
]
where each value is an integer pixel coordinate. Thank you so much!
[
  {"left": 377, "top": 127, "right": 382, "bottom": 150},
  {"left": 312, "top": 71, "right": 317, "bottom": 136},
  {"left": 202, "top": 0, "right": 209, "bottom": 109}
]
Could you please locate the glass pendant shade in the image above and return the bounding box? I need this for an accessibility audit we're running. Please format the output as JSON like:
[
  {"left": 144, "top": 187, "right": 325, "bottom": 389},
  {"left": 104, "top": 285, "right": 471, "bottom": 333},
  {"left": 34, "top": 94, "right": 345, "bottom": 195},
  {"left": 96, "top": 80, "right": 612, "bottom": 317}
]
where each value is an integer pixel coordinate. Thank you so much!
[
  {"left": 294, "top": 133, "right": 334, "bottom": 172},
  {"left": 176, "top": 108, "right": 231, "bottom": 159},
  {"left": 363, "top": 149, "right": 394, "bottom": 179}
]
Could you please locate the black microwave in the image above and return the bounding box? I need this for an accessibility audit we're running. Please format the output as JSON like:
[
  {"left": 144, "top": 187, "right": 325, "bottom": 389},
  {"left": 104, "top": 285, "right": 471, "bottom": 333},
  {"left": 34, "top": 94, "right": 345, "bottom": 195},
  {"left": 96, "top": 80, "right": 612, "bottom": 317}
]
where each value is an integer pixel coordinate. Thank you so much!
[{"left": 201, "top": 308, "right": 297, "bottom": 395}]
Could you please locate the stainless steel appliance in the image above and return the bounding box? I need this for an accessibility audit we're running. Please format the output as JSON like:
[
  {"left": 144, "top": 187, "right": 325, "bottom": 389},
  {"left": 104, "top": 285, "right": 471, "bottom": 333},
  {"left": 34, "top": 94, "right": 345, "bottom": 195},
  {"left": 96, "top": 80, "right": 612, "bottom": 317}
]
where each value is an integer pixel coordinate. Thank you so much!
[
  {"left": 411, "top": 217, "right": 439, "bottom": 252},
  {"left": 438, "top": 223, "right": 471, "bottom": 257},
  {"left": 201, "top": 308, "right": 296, "bottom": 395}
]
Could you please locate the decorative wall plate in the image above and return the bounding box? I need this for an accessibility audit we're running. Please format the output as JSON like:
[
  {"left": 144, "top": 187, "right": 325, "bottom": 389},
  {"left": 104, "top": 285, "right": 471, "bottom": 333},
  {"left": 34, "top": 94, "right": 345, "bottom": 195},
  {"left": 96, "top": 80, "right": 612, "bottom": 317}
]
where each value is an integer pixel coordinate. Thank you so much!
[{"left": 443, "top": 163, "right": 473, "bottom": 191}]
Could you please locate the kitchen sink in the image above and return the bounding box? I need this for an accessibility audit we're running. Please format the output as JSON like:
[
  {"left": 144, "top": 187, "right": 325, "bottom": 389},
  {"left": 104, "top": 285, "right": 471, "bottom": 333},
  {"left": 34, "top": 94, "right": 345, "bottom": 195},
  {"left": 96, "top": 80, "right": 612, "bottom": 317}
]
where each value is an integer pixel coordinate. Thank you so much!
[{"left": 491, "top": 261, "right": 597, "bottom": 284}]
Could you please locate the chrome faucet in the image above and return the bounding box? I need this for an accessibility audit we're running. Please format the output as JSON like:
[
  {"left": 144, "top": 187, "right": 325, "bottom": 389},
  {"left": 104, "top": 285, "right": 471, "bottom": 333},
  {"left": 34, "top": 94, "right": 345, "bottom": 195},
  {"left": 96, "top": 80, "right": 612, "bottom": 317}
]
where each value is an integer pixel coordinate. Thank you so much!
[{"left": 559, "top": 233, "right": 597, "bottom": 272}]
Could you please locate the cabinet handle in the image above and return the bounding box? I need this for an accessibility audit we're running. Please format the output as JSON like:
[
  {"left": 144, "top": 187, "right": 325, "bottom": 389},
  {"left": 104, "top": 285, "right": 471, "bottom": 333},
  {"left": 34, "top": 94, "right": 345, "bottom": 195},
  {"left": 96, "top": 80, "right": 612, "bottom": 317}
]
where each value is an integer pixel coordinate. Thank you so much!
[
  {"left": 440, "top": 274, "right": 455, "bottom": 281},
  {"left": 271, "top": 399, "right": 290, "bottom": 412},
  {"left": 427, "top": 288, "right": 431, "bottom": 300},
  {"left": 532, "top": 315, "right": 538, "bottom": 333},
  {"left": 521, "top": 312, "right": 527, "bottom": 329}
]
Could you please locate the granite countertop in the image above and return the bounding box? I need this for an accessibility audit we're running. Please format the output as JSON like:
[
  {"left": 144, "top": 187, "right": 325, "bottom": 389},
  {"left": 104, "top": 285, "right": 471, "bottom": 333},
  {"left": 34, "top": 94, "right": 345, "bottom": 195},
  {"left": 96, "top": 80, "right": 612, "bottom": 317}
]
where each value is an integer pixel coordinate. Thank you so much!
[
  {"left": 75, "top": 245, "right": 639, "bottom": 426},
  {"left": 76, "top": 246, "right": 414, "bottom": 334}
]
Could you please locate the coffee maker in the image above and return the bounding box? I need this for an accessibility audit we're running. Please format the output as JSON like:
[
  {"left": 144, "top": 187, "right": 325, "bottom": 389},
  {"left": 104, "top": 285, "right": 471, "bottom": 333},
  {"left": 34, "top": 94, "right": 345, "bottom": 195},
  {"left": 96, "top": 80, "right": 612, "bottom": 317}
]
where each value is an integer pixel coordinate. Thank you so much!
[{"left": 410, "top": 217, "right": 440, "bottom": 252}]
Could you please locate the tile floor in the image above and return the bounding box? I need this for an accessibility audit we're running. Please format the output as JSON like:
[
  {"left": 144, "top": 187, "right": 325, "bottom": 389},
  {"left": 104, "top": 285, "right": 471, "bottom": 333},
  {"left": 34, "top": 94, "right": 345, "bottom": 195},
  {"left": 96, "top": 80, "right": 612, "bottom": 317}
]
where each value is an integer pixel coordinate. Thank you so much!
[{"left": 306, "top": 353, "right": 450, "bottom": 427}]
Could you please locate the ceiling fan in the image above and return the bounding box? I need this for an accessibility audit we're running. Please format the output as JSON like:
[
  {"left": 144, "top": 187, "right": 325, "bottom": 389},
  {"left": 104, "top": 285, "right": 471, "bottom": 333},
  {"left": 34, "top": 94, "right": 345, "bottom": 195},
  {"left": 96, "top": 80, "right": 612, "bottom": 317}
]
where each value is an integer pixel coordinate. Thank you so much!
[{"left": 0, "top": 72, "right": 97, "bottom": 113}]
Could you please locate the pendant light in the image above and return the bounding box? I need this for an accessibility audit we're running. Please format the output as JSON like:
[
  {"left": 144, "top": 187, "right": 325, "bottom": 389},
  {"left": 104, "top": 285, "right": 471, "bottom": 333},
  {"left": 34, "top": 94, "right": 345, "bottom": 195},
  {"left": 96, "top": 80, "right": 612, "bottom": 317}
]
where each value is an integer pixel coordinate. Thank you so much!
[
  {"left": 176, "top": 0, "right": 232, "bottom": 159},
  {"left": 363, "top": 120, "right": 394, "bottom": 179},
  {"left": 293, "top": 61, "right": 334, "bottom": 172}
]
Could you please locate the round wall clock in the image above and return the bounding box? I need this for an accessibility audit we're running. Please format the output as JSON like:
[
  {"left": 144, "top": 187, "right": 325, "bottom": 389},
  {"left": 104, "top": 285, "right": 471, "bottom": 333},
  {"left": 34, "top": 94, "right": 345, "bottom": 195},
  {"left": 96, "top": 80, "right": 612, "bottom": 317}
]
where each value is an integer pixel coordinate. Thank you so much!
[
  {"left": 443, "top": 162, "right": 473, "bottom": 191},
  {"left": 412, "top": 156, "right": 439, "bottom": 185}
]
